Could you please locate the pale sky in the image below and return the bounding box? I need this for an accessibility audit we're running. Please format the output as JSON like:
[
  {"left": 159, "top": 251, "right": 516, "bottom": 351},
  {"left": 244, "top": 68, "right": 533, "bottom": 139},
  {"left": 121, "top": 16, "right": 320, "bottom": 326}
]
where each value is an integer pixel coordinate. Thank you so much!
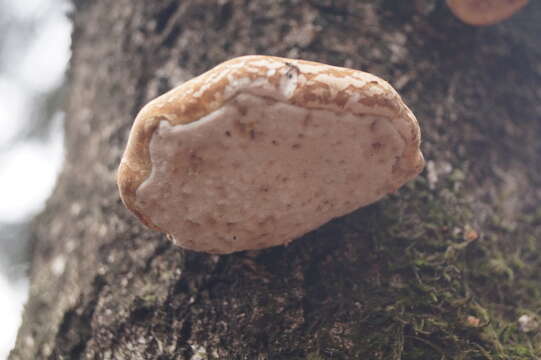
[
  {"left": 0, "top": 0, "right": 70, "bottom": 221},
  {"left": 0, "top": 0, "right": 71, "bottom": 357}
]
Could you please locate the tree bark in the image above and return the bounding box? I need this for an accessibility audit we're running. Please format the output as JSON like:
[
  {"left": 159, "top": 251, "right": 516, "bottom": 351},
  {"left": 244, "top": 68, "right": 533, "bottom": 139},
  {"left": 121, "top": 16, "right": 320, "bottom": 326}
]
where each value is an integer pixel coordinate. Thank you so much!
[{"left": 10, "top": 0, "right": 541, "bottom": 359}]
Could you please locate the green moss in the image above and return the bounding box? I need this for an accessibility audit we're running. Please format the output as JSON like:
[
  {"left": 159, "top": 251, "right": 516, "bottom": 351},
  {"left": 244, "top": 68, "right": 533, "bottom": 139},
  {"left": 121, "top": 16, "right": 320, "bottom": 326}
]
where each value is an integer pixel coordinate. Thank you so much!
[
  {"left": 304, "top": 170, "right": 541, "bottom": 359},
  {"left": 305, "top": 352, "right": 325, "bottom": 360}
]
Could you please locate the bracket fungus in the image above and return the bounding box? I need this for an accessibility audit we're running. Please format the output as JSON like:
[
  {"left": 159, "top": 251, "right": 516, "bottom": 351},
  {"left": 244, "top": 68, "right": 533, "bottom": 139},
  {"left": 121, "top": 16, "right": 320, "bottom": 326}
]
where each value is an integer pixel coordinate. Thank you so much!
[
  {"left": 446, "top": 0, "right": 529, "bottom": 26},
  {"left": 117, "top": 55, "right": 424, "bottom": 254}
]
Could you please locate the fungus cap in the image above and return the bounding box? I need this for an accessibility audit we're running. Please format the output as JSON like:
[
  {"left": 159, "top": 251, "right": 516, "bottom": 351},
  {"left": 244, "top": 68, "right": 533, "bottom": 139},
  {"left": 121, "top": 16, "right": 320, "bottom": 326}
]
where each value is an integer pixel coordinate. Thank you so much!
[
  {"left": 117, "top": 55, "right": 425, "bottom": 254},
  {"left": 446, "top": 0, "right": 529, "bottom": 26}
]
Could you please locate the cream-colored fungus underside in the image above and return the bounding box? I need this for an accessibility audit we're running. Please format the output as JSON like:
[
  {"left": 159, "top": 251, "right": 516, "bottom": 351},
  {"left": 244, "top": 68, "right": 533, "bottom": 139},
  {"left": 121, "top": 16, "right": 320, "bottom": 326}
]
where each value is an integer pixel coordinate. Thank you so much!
[{"left": 135, "top": 92, "right": 405, "bottom": 254}]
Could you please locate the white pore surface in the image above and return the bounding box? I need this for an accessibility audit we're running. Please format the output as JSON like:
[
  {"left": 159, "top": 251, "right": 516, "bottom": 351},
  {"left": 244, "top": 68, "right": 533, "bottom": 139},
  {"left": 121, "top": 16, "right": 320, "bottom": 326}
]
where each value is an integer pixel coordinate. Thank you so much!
[{"left": 137, "top": 93, "right": 406, "bottom": 253}]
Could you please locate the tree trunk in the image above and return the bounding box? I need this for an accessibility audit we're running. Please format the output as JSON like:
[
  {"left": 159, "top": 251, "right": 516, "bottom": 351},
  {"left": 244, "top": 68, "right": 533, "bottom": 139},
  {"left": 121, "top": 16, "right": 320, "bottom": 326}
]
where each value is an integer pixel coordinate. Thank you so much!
[{"left": 10, "top": 0, "right": 541, "bottom": 359}]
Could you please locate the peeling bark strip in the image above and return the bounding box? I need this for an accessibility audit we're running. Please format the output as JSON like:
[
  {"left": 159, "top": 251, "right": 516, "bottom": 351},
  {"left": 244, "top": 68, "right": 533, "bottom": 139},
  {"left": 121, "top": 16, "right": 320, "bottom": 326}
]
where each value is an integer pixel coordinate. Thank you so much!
[{"left": 10, "top": 0, "right": 541, "bottom": 359}]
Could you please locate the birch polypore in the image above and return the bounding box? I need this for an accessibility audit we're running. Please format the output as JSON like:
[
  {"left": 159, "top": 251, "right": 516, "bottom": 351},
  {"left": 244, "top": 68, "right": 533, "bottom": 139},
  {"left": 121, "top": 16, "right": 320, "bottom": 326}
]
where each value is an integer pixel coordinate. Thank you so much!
[
  {"left": 117, "top": 56, "right": 425, "bottom": 254},
  {"left": 446, "top": 0, "right": 528, "bottom": 26}
]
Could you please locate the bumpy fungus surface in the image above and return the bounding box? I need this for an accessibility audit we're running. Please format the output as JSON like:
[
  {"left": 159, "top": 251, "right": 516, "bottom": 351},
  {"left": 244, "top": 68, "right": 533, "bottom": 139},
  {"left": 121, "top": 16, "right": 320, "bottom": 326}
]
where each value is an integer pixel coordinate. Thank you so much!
[
  {"left": 446, "top": 0, "right": 529, "bottom": 26},
  {"left": 117, "top": 55, "right": 425, "bottom": 253}
]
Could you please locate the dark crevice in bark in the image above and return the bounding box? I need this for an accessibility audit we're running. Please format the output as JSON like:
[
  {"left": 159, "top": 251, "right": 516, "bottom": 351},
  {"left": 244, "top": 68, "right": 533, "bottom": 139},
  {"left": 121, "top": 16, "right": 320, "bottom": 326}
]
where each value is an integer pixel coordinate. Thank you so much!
[
  {"left": 306, "top": 0, "right": 353, "bottom": 18},
  {"left": 155, "top": 1, "right": 182, "bottom": 34},
  {"left": 50, "top": 275, "right": 106, "bottom": 359}
]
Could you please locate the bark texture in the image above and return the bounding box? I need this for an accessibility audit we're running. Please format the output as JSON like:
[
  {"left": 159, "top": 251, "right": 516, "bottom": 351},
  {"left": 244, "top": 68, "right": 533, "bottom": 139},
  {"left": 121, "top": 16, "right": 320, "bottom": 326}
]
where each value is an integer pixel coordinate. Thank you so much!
[{"left": 10, "top": 0, "right": 541, "bottom": 359}]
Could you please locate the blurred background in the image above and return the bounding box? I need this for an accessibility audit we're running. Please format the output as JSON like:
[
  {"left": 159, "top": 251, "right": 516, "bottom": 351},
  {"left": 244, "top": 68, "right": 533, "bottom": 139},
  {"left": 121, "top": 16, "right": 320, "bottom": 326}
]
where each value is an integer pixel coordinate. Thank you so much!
[{"left": 0, "top": 0, "right": 71, "bottom": 357}]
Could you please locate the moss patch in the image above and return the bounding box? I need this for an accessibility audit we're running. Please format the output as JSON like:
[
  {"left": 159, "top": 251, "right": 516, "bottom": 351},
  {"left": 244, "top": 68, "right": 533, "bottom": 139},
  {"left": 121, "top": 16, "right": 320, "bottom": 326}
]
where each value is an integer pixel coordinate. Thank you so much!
[{"left": 296, "top": 170, "right": 540, "bottom": 359}]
